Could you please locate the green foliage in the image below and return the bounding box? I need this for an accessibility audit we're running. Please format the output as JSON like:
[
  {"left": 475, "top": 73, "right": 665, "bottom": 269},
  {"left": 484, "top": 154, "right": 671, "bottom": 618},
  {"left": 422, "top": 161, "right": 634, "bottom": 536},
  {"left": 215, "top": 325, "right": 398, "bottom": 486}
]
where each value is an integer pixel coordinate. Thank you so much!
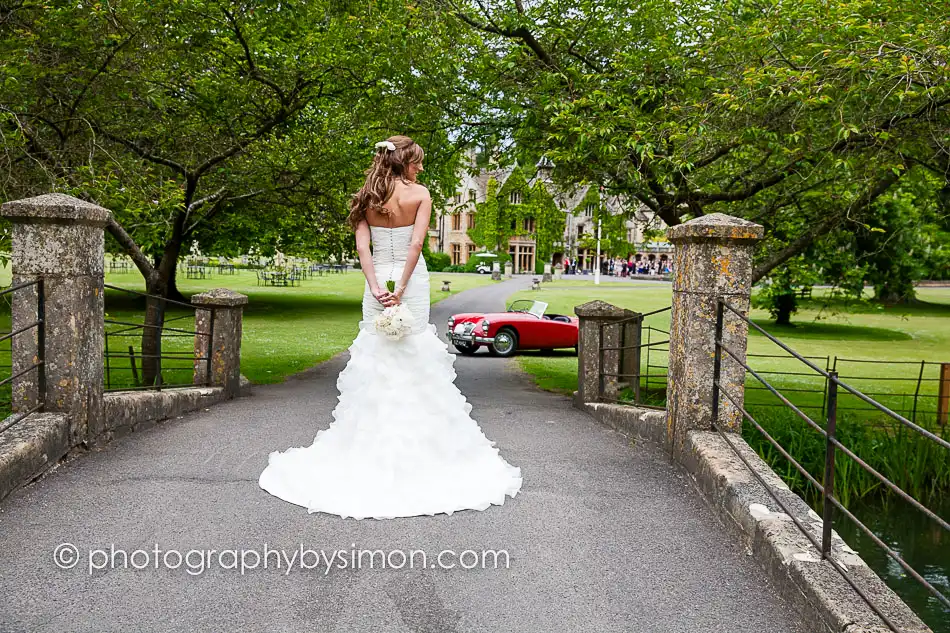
[
  {"left": 427, "top": 251, "right": 451, "bottom": 272},
  {"left": 442, "top": 0, "right": 950, "bottom": 281},
  {"left": 1, "top": 0, "right": 470, "bottom": 285},
  {"left": 752, "top": 257, "right": 819, "bottom": 324},
  {"left": 744, "top": 409, "right": 950, "bottom": 508},
  {"left": 805, "top": 173, "right": 950, "bottom": 302}
]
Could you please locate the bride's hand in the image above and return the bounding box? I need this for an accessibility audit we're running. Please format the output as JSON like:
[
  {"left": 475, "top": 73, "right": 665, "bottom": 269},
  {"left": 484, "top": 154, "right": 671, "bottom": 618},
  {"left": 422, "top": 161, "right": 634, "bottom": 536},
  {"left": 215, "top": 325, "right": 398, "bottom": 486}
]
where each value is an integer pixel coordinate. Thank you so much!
[{"left": 371, "top": 286, "right": 394, "bottom": 306}]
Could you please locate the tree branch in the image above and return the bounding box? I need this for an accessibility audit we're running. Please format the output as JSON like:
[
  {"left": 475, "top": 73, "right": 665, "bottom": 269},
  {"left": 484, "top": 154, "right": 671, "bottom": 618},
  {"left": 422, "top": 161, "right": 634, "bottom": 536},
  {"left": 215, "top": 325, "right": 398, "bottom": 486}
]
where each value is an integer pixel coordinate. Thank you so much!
[
  {"left": 105, "top": 218, "right": 159, "bottom": 283},
  {"left": 751, "top": 168, "right": 906, "bottom": 282}
]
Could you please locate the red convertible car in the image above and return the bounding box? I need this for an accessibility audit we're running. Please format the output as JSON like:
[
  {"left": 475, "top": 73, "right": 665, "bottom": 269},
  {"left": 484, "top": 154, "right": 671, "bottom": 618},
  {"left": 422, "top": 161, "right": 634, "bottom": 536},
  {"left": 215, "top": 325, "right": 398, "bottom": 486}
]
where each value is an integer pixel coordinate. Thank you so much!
[{"left": 447, "top": 299, "right": 579, "bottom": 357}]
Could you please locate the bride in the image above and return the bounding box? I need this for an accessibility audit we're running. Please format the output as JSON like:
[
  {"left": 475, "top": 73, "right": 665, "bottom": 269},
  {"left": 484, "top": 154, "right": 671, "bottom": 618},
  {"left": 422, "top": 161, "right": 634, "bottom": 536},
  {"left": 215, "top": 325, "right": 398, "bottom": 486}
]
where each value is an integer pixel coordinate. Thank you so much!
[{"left": 259, "top": 135, "right": 523, "bottom": 519}]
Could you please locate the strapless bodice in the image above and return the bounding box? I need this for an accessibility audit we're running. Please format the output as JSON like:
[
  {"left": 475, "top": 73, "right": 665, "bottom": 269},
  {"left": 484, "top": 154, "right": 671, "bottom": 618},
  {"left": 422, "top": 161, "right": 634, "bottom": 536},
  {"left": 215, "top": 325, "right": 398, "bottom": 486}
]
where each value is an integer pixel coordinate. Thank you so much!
[
  {"left": 370, "top": 225, "right": 427, "bottom": 279},
  {"left": 363, "top": 225, "right": 430, "bottom": 332}
]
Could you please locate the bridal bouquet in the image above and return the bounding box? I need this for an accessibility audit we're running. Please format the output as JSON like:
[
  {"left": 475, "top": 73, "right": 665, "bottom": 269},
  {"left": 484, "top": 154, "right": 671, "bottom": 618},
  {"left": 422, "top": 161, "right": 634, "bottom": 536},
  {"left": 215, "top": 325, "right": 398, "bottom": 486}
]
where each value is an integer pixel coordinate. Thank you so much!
[{"left": 374, "top": 281, "right": 415, "bottom": 340}]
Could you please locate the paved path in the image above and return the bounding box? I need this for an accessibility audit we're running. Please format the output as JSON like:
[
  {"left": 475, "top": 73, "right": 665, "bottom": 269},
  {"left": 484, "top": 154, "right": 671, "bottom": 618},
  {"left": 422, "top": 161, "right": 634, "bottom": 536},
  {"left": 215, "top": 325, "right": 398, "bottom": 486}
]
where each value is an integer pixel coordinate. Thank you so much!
[{"left": 0, "top": 278, "right": 806, "bottom": 633}]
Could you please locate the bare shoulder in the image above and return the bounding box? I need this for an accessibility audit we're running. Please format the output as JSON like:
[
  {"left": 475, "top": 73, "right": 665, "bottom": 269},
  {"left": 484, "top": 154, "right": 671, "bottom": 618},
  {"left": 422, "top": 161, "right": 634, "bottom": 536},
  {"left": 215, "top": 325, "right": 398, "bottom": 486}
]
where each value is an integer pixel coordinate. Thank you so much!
[{"left": 410, "top": 182, "right": 431, "bottom": 201}]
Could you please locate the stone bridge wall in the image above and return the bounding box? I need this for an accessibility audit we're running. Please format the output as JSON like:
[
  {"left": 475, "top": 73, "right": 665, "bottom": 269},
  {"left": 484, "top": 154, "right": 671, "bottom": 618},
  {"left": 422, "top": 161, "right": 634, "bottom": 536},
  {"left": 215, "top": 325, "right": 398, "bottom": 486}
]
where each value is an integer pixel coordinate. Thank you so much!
[
  {"left": 0, "top": 194, "right": 247, "bottom": 502},
  {"left": 574, "top": 213, "right": 931, "bottom": 633}
]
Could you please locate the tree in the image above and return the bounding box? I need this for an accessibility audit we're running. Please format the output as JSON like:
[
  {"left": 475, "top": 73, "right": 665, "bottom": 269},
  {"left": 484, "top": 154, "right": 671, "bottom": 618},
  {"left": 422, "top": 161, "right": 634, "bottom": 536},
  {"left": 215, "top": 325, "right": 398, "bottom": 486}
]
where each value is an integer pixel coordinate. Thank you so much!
[
  {"left": 431, "top": 0, "right": 950, "bottom": 284},
  {"left": 1, "top": 0, "right": 470, "bottom": 384}
]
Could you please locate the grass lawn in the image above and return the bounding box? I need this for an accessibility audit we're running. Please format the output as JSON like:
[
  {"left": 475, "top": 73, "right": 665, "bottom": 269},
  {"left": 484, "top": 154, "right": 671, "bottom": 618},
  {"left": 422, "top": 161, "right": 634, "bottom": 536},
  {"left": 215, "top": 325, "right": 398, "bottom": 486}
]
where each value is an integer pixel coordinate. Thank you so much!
[
  {"left": 511, "top": 281, "right": 950, "bottom": 422},
  {"left": 0, "top": 263, "right": 499, "bottom": 388}
]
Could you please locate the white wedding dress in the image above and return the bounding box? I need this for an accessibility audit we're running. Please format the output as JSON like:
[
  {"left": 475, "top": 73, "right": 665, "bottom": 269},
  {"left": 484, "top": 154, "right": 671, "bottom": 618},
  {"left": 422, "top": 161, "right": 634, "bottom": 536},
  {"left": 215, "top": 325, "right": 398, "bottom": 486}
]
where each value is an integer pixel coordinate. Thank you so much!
[{"left": 259, "top": 225, "right": 523, "bottom": 519}]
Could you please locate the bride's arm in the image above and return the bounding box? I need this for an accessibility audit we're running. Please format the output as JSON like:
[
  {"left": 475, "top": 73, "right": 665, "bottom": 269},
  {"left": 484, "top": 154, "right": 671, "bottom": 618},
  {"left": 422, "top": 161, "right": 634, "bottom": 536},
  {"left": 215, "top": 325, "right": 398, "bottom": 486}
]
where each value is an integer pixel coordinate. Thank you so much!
[
  {"left": 355, "top": 218, "right": 392, "bottom": 304},
  {"left": 393, "top": 187, "right": 432, "bottom": 302}
]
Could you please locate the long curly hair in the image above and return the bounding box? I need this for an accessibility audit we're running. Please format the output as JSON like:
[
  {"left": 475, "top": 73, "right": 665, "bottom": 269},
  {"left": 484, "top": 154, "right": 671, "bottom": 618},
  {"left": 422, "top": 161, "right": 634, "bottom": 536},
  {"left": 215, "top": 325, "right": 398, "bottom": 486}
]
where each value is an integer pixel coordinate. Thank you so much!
[{"left": 348, "top": 135, "right": 425, "bottom": 230}]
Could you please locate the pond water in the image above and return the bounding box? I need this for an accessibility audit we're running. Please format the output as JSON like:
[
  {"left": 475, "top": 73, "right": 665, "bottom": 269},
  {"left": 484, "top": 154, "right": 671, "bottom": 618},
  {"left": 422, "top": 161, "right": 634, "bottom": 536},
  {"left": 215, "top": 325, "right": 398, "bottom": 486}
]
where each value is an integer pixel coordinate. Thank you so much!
[{"left": 834, "top": 496, "right": 949, "bottom": 633}]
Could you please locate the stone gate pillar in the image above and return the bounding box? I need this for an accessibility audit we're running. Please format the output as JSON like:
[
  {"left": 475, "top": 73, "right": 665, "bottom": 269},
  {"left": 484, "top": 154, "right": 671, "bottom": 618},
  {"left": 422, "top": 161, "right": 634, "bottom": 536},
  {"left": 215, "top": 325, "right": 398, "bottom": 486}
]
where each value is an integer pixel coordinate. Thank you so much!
[
  {"left": 192, "top": 289, "right": 248, "bottom": 399},
  {"left": 1, "top": 194, "right": 109, "bottom": 445},
  {"left": 574, "top": 301, "right": 638, "bottom": 405},
  {"left": 666, "top": 213, "right": 763, "bottom": 455}
]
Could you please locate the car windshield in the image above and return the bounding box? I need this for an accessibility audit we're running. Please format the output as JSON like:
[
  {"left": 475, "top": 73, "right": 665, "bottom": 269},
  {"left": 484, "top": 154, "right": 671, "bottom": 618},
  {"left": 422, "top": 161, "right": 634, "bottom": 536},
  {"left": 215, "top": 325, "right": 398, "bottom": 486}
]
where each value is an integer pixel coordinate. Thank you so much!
[{"left": 507, "top": 299, "right": 547, "bottom": 318}]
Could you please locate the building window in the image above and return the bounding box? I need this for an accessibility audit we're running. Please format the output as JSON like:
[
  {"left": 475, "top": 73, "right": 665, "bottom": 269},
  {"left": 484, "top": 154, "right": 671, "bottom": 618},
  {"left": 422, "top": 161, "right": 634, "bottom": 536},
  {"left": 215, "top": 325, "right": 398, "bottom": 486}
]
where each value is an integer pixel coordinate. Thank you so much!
[
  {"left": 584, "top": 203, "right": 595, "bottom": 217},
  {"left": 517, "top": 244, "right": 535, "bottom": 274},
  {"left": 509, "top": 190, "right": 522, "bottom": 204},
  {"left": 523, "top": 217, "right": 536, "bottom": 232},
  {"left": 467, "top": 213, "right": 476, "bottom": 229},
  {"left": 453, "top": 193, "right": 462, "bottom": 205},
  {"left": 466, "top": 243, "right": 476, "bottom": 259},
  {"left": 578, "top": 224, "right": 585, "bottom": 235},
  {"left": 469, "top": 189, "right": 477, "bottom": 203},
  {"left": 451, "top": 213, "right": 461, "bottom": 231},
  {"left": 451, "top": 243, "right": 461, "bottom": 265}
]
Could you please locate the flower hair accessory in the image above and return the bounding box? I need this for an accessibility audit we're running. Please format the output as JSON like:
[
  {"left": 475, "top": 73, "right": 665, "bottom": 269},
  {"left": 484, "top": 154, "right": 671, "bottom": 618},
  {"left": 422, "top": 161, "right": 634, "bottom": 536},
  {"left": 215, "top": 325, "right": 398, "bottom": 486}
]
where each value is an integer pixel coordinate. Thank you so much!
[{"left": 375, "top": 140, "right": 396, "bottom": 151}]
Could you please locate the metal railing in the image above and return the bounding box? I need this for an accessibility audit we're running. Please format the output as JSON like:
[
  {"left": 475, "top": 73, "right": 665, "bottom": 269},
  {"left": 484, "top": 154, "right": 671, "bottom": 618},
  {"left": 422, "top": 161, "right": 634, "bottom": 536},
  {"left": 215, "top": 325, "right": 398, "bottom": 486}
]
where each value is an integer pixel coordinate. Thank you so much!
[
  {"left": 0, "top": 279, "right": 45, "bottom": 432},
  {"left": 103, "top": 284, "right": 211, "bottom": 392},
  {"left": 712, "top": 298, "right": 949, "bottom": 632},
  {"left": 743, "top": 355, "right": 949, "bottom": 425},
  {"left": 596, "top": 306, "right": 671, "bottom": 407}
]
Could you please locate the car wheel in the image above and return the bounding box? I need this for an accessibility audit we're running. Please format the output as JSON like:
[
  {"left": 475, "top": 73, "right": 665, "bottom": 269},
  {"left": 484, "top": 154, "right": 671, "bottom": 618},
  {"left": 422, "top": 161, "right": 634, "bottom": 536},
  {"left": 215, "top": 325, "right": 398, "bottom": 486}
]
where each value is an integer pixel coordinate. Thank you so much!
[
  {"left": 489, "top": 328, "right": 518, "bottom": 357},
  {"left": 454, "top": 341, "right": 478, "bottom": 355}
]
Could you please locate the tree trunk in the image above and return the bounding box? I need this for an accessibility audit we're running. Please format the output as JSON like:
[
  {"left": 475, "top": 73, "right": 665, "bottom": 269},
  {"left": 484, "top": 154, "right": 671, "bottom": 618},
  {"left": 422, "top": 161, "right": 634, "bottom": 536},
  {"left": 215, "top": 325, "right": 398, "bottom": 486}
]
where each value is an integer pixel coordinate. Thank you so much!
[
  {"left": 774, "top": 292, "right": 796, "bottom": 326},
  {"left": 165, "top": 256, "right": 187, "bottom": 304},
  {"left": 141, "top": 277, "right": 168, "bottom": 387},
  {"left": 139, "top": 239, "right": 185, "bottom": 386}
]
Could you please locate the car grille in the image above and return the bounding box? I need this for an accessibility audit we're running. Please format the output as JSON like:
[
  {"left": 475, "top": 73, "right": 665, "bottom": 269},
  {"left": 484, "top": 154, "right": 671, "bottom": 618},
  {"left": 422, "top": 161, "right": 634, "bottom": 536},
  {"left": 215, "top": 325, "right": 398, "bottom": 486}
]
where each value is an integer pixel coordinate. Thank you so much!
[{"left": 453, "top": 322, "right": 476, "bottom": 335}]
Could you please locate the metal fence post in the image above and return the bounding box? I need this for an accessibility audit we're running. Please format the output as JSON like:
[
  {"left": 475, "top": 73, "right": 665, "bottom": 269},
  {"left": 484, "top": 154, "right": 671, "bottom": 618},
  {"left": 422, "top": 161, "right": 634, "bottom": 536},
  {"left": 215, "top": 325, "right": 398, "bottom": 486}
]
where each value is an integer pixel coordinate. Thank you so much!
[
  {"left": 821, "top": 370, "right": 838, "bottom": 559},
  {"left": 938, "top": 362, "right": 950, "bottom": 427},
  {"left": 711, "top": 300, "right": 724, "bottom": 427},
  {"left": 820, "top": 356, "right": 829, "bottom": 417},
  {"left": 597, "top": 322, "right": 605, "bottom": 402},
  {"left": 35, "top": 278, "right": 46, "bottom": 410},
  {"left": 911, "top": 360, "right": 925, "bottom": 424}
]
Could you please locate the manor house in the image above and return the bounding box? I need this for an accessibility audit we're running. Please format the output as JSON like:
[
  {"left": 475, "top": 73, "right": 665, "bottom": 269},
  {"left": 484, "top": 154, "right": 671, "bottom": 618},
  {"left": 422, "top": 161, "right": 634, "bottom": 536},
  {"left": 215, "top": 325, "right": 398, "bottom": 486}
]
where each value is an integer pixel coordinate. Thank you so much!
[{"left": 428, "top": 154, "right": 671, "bottom": 274}]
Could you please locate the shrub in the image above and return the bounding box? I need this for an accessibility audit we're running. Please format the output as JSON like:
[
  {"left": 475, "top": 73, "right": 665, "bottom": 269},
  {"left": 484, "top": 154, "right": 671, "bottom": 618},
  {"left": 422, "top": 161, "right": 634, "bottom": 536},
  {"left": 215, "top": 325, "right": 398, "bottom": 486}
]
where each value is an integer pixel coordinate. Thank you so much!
[{"left": 426, "top": 251, "right": 450, "bottom": 271}]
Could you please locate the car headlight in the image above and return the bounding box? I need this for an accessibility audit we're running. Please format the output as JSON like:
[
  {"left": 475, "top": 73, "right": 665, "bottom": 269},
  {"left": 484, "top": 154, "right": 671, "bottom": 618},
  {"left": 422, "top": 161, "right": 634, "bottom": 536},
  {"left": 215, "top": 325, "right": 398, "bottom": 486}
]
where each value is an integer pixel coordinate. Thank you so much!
[
  {"left": 481, "top": 318, "right": 490, "bottom": 330},
  {"left": 447, "top": 316, "right": 455, "bottom": 328}
]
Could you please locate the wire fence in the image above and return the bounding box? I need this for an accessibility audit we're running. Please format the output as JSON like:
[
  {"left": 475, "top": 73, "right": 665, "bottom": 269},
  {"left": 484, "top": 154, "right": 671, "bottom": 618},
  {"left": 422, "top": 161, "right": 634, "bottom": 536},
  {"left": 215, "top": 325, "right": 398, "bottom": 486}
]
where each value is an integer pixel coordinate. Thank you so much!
[
  {"left": 713, "top": 299, "right": 949, "bottom": 632},
  {"left": 0, "top": 279, "right": 45, "bottom": 430},
  {"left": 595, "top": 311, "right": 949, "bottom": 428},
  {"left": 103, "top": 284, "right": 211, "bottom": 392}
]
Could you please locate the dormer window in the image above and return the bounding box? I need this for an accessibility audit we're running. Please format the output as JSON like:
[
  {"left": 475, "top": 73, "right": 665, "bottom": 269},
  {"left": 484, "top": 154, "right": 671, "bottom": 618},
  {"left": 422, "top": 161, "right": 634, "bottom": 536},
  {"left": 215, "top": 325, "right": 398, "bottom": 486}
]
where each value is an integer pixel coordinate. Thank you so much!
[
  {"left": 469, "top": 189, "right": 477, "bottom": 203},
  {"left": 509, "top": 191, "right": 522, "bottom": 204},
  {"left": 584, "top": 203, "right": 595, "bottom": 217}
]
